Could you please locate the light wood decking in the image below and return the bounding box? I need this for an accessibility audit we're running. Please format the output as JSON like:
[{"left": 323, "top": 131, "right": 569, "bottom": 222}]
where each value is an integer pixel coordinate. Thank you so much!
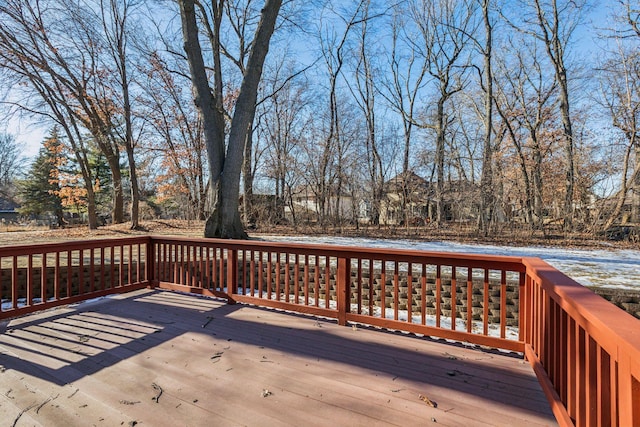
[{"left": 0, "top": 289, "right": 556, "bottom": 426}]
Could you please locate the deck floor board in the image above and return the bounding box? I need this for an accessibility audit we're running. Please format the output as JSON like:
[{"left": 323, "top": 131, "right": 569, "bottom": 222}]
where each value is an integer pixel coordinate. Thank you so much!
[{"left": 0, "top": 289, "right": 557, "bottom": 426}]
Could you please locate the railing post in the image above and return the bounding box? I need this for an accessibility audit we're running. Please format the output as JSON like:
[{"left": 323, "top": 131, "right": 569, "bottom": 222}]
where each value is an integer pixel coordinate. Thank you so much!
[
  {"left": 227, "top": 249, "right": 238, "bottom": 304},
  {"left": 146, "top": 237, "right": 156, "bottom": 289},
  {"left": 337, "top": 256, "right": 350, "bottom": 326}
]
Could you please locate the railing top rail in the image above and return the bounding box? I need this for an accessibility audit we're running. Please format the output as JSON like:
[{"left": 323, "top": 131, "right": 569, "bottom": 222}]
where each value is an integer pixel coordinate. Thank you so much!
[
  {"left": 0, "top": 236, "right": 152, "bottom": 256},
  {"left": 524, "top": 257, "right": 640, "bottom": 360},
  {"left": 150, "top": 235, "right": 527, "bottom": 271}
]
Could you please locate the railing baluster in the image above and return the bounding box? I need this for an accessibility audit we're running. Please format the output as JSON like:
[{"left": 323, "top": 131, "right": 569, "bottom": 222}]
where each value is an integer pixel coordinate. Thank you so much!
[
  {"left": 407, "top": 263, "right": 413, "bottom": 324},
  {"left": 27, "top": 254, "right": 33, "bottom": 306},
  {"left": 258, "top": 251, "right": 264, "bottom": 298},
  {"left": 283, "top": 253, "right": 288, "bottom": 303},
  {"left": 421, "top": 263, "right": 426, "bottom": 325},
  {"left": 393, "top": 261, "right": 399, "bottom": 321},
  {"left": 314, "top": 255, "right": 320, "bottom": 307},
  {"left": 304, "top": 254, "right": 309, "bottom": 305},
  {"left": 500, "top": 270, "right": 506, "bottom": 339},
  {"left": 79, "top": 249, "right": 84, "bottom": 294},
  {"left": 294, "top": 254, "right": 300, "bottom": 305},
  {"left": 119, "top": 245, "right": 125, "bottom": 288},
  {"left": 219, "top": 248, "right": 225, "bottom": 292},
  {"left": 451, "top": 266, "right": 457, "bottom": 331},
  {"left": 436, "top": 265, "right": 441, "bottom": 328},
  {"left": 356, "top": 259, "right": 362, "bottom": 316},
  {"left": 483, "top": 269, "right": 489, "bottom": 335},
  {"left": 11, "top": 256, "right": 18, "bottom": 309},
  {"left": 67, "top": 251, "right": 72, "bottom": 297},
  {"left": 267, "top": 252, "right": 272, "bottom": 300},
  {"left": 41, "top": 253, "right": 47, "bottom": 304},
  {"left": 212, "top": 247, "right": 217, "bottom": 289},
  {"left": 324, "top": 256, "right": 330, "bottom": 310},
  {"left": 369, "top": 259, "right": 374, "bottom": 317},
  {"left": 466, "top": 268, "right": 472, "bottom": 333},
  {"left": 89, "top": 248, "right": 95, "bottom": 293},
  {"left": 128, "top": 244, "right": 133, "bottom": 285},
  {"left": 110, "top": 246, "right": 116, "bottom": 289},
  {"left": 55, "top": 252, "right": 60, "bottom": 300}
]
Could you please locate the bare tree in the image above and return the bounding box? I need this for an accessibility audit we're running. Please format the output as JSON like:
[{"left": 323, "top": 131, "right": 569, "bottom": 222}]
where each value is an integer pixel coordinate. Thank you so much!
[
  {"left": 0, "top": 133, "right": 22, "bottom": 189},
  {"left": 504, "top": 0, "right": 586, "bottom": 230},
  {"left": 597, "top": 2, "right": 640, "bottom": 227},
  {"left": 258, "top": 60, "right": 308, "bottom": 226},
  {"left": 0, "top": 0, "right": 105, "bottom": 228},
  {"left": 494, "top": 37, "right": 558, "bottom": 230},
  {"left": 0, "top": 0, "right": 152, "bottom": 227},
  {"left": 137, "top": 50, "right": 208, "bottom": 220},
  {"left": 179, "top": 0, "right": 282, "bottom": 238},
  {"left": 98, "top": 0, "right": 143, "bottom": 229},
  {"left": 380, "top": 5, "right": 429, "bottom": 228},
  {"left": 314, "top": 1, "right": 368, "bottom": 227},
  {"left": 409, "top": 0, "right": 478, "bottom": 224},
  {"left": 346, "top": 0, "right": 386, "bottom": 226},
  {"left": 477, "top": 0, "right": 494, "bottom": 234}
]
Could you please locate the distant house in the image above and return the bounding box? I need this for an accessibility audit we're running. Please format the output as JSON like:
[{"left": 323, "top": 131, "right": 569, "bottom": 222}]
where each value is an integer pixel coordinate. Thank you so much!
[
  {"left": 288, "top": 185, "right": 358, "bottom": 223},
  {"left": 0, "top": 195, "right": 19, "bottom": 222},
  {"left": 380, "top": 172, "right": 480, "bottom": 225},
  {"left": 379, "top": 172, "right": 432, "bottom": 225}
]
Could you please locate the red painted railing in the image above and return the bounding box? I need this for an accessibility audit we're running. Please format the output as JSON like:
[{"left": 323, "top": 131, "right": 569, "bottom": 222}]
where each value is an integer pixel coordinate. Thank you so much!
[
  {"left": 1, "top": 235, "right": 639, "bottom": 426},
  {"left": 0, "top": 237, "right": 149, "bottom": 318}
]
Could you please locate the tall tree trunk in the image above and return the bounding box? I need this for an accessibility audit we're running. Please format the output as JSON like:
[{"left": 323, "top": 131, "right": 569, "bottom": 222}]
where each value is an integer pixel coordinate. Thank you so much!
[
  {"left": 435, "top": 97, "right": 446, "bottom": 225},
  {"left": 533, "top": 0, "right": 576, "bottom": 230},
  {"left": 243, "top": 129, "right": 255, "bottom": 226},
  {"left": 558, "top": 78, "right": 574, "bottom": 229},
  {"left": 632, "top": 144, "right": 640, "bottom": 222},
  {"left": 126, "top": 147, "right": 140, "bottom": 228},
  {"left": 104, "top": 151, "right": 124, "bottom": 224},
  {"left": 478, "top": 0, "right": 493, "bottom": 235},
  {"left": 532, "top": 142, "right": 544, "bottom": 229}
]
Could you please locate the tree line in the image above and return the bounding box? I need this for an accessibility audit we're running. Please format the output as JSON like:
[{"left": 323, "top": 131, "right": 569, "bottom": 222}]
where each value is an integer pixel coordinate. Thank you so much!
[{"left": 0, "top": 0, "right": 638, "bottom": 238}]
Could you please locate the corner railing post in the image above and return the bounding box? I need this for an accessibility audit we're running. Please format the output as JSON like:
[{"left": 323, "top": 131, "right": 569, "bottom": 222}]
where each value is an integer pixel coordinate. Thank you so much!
[
  {"left": 519, "top": 270, "right": 527, "bottom": 344},
  {"left": 337, "top": 256, "right": 350, "bottom": 326},
  {"left": 227, "top": 248, "right": 238, "bottom": 304},
  {"left": 618, "top": 353, "right": 638, "bottom": 426}
]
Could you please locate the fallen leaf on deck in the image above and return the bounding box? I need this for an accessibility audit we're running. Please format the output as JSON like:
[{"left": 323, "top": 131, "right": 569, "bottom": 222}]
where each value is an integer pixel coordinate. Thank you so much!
[
  {"left": 151, "top": 383, "right": 163, "bottom": 403},
  {"left": 418, "top": 394, "right": 437, "bottom": 408}
]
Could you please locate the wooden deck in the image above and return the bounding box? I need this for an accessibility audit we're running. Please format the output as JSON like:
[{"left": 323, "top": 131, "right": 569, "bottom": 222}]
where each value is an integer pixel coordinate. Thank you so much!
[{"left": 0, "top": 289, "right": 556, "bottom": 426}]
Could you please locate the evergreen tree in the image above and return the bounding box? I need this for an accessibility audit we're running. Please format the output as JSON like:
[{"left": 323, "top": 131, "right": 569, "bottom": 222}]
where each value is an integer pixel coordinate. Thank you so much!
[{"left": 17, "top": 128, "right": 65, "bottom": 226}]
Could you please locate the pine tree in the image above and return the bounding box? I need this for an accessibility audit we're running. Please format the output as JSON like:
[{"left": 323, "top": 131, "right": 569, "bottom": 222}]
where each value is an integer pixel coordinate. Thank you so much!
[{"left": 17, "top": 128, "right": 65, "bottom": 226}]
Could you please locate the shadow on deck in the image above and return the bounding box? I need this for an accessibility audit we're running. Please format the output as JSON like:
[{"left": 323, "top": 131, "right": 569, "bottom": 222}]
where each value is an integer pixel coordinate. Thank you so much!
[{"left": 0, "top": 289, "right": 555, "bottom": 426}]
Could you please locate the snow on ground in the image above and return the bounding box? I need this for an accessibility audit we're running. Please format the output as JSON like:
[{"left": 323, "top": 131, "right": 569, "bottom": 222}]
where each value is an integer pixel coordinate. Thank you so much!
[{"left": 259, "top": 235, "right": 640, "bottom": 290}]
